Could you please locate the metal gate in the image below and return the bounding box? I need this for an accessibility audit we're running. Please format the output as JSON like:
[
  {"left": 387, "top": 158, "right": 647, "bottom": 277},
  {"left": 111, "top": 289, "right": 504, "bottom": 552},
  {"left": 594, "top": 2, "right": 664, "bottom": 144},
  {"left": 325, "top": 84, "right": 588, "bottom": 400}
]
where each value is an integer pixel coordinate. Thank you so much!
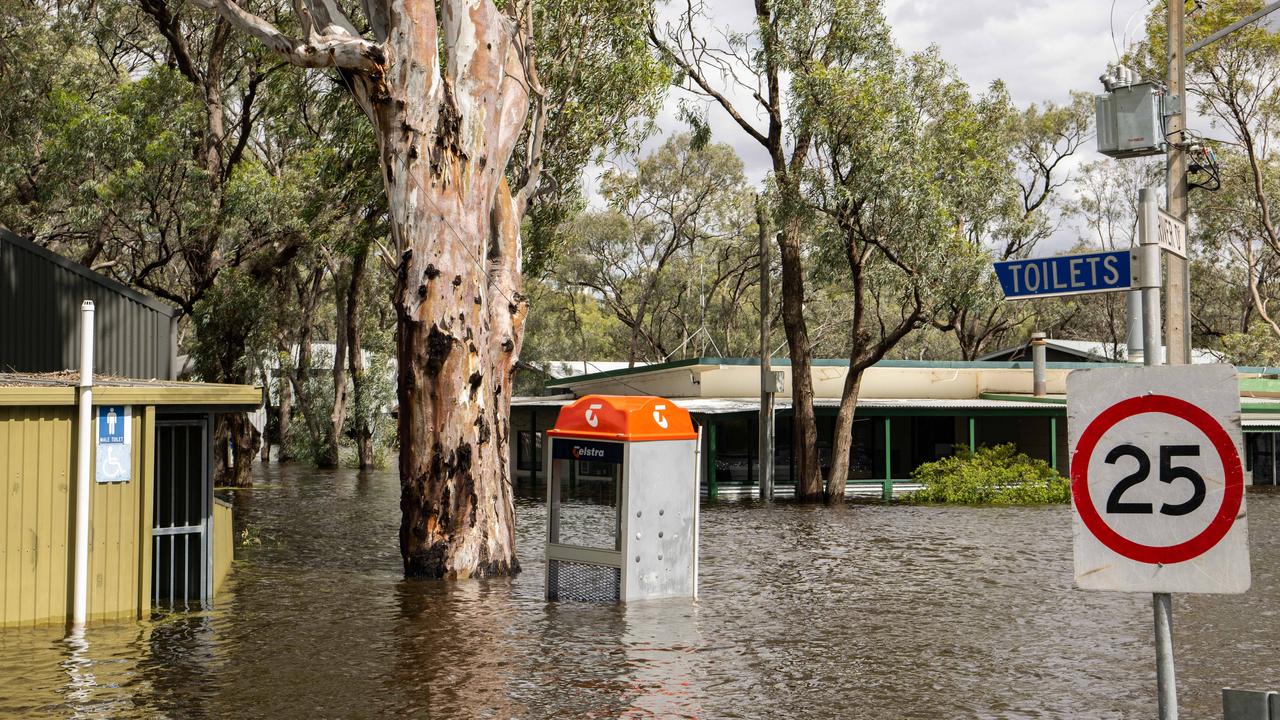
[{"left": 153, "top": 419, "right": 210, "bottom": 608}]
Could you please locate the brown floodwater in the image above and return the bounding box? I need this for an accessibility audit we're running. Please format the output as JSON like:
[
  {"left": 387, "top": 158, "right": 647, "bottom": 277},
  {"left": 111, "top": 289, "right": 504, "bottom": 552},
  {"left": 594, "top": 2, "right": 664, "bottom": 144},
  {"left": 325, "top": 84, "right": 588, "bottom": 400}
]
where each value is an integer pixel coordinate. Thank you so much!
[{"left": 1, "top": 463, "right": 1278, "bottom": 719}]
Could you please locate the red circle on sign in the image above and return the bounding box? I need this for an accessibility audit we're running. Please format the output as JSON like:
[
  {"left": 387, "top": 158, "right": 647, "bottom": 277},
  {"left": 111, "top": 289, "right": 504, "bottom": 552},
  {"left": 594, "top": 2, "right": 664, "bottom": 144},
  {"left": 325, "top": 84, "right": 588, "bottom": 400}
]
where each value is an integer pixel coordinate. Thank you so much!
[{"left": 1071, "top": 394, "right": 1243, "bottom": 565}]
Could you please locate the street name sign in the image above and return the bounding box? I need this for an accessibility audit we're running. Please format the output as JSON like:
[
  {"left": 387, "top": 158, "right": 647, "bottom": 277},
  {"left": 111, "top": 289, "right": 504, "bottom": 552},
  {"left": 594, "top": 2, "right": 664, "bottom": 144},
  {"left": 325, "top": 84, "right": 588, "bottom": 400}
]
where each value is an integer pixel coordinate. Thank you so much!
[
  {"left": 95, "top": 405, "right": 132, "bottom": 483},
  {"left": 1067, "top": 365, "right": 1249, "bottom": 593},
  {"left": 994, "top": 249, "right": 1137, "bottom": 300},
  {"left": 1157, "top": 209, "right": 1187, "bottom": 258}
]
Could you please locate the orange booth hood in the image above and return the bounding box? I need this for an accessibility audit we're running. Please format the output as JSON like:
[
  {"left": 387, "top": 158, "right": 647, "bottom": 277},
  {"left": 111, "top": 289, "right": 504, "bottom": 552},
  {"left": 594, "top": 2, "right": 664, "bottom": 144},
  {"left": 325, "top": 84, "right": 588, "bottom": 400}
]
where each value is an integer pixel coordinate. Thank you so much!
[{"left": 547, "top": 395, "right": 698, "bottom": 442}]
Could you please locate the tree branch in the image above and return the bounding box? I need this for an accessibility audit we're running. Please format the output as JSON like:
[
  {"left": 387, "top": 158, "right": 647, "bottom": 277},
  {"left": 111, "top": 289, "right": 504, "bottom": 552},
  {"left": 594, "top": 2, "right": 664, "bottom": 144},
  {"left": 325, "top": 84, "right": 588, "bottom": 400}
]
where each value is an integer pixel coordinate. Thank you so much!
[
  {"left": 187, "top": 0, "right": 384, "bottom": 71},
  {"left": 647, "top": 21, "right": 770, "bottom": 149}
]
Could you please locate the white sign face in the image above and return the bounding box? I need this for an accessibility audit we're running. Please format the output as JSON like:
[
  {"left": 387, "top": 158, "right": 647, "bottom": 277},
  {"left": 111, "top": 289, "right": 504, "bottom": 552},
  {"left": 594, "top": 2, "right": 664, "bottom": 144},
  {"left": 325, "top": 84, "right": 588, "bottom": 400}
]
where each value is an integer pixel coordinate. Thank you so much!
[
  {"left": 1067, "top": 365, "right": 1249, "bottom": 593},
  {"left": 1157, "top": 209, "right": 1187, "bottom": 258},
  {"left": 95, "top": 405, "right": 132, "bottom": 483}
]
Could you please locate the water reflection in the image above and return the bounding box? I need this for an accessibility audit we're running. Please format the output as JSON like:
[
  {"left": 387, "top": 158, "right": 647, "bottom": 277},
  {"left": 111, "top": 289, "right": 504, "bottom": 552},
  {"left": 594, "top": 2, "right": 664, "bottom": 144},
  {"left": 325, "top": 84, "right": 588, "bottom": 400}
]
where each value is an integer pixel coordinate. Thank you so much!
[
  {"left": 619, "top": 600, "right": 704, "bottom": 719},
  {"left": 0, "top": 467, "right": 1276, "bottom": 719}
]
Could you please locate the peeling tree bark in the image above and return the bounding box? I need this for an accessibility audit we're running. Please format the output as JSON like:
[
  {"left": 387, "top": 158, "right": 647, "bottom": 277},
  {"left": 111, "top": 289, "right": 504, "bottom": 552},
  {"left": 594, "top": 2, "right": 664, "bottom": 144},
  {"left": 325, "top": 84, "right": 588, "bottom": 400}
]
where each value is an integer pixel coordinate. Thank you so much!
[{"left": 192, "top": 0, "right": 538, "bottom": 577}]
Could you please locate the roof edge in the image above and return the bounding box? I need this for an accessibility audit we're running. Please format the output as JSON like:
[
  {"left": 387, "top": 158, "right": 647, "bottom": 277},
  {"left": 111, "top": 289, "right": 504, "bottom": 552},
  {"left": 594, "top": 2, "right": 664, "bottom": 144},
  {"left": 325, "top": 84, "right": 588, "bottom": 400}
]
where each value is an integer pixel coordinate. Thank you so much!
[
  {"left": 543, "top": 355, "right": 1280, "bottom": 388},
  {"left": 1, "top": 228, "right": 179, "bottom": 317}
]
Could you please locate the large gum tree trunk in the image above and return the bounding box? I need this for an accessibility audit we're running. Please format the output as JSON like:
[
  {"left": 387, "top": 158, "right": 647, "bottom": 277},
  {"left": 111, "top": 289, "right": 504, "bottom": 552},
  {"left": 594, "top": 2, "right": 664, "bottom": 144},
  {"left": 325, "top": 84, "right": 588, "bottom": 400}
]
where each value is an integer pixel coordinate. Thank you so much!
[
  {"left": 371, "top": 2, "right": 530, "bottom": 578},
  {"left": 190, "top": 0, "right": 535, "bottom": 577},
  {"left": 390, "top": 178, "right": 526, "bottom": 577}
]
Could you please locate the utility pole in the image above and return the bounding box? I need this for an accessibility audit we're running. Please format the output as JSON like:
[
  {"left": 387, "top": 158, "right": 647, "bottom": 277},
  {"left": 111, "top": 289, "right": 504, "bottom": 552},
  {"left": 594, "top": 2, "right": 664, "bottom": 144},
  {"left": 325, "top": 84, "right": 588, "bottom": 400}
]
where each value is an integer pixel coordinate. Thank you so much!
[
  {"left": 1166, "top": 0, "right": 1191, "bottom": 366},
  {"left": 1157, "top": 6, "right": 1187, "bottom": 715},
  {"left": 757, "top": 200, "right": 775, "bottom": 500}
]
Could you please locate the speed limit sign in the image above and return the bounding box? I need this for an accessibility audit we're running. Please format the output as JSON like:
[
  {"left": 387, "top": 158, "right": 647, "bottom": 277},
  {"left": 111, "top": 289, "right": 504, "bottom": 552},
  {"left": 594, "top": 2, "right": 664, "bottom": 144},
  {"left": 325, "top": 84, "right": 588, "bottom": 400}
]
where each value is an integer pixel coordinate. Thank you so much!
[{"left": 1067, "top": 365, "right": 1250, "bottom": 593}]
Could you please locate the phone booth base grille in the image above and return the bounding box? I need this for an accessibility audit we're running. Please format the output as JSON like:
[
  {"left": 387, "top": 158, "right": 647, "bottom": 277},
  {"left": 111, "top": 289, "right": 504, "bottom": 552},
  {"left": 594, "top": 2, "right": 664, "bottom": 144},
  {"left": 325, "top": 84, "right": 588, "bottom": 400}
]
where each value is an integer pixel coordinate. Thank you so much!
[{"left": 547, "top": 560, "right": 621, "bottom": 603}]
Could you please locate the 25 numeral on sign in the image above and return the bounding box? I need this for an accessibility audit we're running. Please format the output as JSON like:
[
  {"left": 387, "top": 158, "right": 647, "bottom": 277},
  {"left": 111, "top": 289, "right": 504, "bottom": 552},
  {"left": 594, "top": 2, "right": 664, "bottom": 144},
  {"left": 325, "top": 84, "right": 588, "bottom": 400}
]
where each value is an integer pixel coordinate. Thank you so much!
[{"left": 1104, "top": 444, "right": 1205, "bottom": 516}]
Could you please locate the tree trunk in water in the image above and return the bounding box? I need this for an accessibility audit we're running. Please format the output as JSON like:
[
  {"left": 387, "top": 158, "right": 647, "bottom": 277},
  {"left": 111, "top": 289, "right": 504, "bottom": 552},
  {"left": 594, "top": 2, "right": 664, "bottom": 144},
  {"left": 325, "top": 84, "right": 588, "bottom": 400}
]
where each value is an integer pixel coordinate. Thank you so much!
[
  {"left": 213, "top": 415, "right": 232, "bottom": 486},
  {"left": 347, "top": 246, "right": 376, "bottom": 469},
  {"left": 777, "top": 220, "right": 821, "bottom": 500},
  {"left": 291, "top": 267, "right": 326, "bottom": 460},
  {"left": 214, "top": 413, "right": 261, "bottom": 487},
  {"left": 823, "top": 370, "right": 863, "bottom": 501},
  {"left": 325, "top": 260, "right": 351, "bottom": 468},
  {"left": 392, "top": 177, "right": 526, "bottom": 578},
  {"left": 260, "top": 361, "right": 273, "bottom": 462},
  {"left": 184, "top": 0, "right": 536, "bottom": 577},
  {"left": 277, "top": 366, "right": 294, "bottom": 462},
  {"left": 366, "top": 1, "right": 531, "bottom": 575}
]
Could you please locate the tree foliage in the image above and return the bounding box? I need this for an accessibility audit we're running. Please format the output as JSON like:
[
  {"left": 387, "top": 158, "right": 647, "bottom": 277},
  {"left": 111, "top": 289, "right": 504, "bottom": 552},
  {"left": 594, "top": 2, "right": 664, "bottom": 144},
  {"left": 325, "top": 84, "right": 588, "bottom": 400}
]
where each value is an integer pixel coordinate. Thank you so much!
[{"left": 551, "top": 134, "right": 758, "bottom": 363}]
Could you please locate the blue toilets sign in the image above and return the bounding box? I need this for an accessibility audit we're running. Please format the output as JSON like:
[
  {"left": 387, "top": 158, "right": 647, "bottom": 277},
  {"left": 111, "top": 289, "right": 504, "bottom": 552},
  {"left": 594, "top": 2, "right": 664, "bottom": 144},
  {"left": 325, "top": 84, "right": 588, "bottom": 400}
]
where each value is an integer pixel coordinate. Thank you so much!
[
  {"left": 994, "top": 249, "right": 1137, "bottom": 300},
  {"left": 95, "top": 405, "right": 131, "bottom": 483}
]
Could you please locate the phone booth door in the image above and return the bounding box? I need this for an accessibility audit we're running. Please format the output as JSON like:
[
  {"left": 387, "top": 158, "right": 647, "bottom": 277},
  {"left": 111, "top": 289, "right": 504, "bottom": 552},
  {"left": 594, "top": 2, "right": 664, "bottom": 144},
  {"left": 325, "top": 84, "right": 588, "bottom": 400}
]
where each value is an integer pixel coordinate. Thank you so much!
[{"left": 546, "top": 437, "right": 625, "bottom": 601}]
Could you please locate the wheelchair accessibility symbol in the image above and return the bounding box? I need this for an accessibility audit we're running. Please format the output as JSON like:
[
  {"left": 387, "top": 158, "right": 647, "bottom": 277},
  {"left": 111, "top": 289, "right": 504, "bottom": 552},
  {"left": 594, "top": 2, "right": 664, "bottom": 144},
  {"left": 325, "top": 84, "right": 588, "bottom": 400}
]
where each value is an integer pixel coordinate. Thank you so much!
[{"left": 96, "top": 445, "right": 129, "bottom": 482}]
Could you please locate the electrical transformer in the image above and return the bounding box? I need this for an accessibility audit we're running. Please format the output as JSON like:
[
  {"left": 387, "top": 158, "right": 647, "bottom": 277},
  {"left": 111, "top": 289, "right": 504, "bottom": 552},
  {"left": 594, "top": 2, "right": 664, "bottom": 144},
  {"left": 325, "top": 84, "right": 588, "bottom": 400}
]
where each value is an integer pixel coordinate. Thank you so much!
[{"left": 1096, "top": 81, "right": 1167, "bottom": 159}]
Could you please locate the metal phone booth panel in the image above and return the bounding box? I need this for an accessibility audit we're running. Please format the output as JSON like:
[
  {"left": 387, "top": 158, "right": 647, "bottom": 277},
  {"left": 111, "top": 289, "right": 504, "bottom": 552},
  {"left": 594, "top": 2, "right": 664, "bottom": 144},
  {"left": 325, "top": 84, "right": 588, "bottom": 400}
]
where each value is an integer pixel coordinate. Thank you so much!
[{"left": 545, "top": 395, "right": 699, "bottom": 603}]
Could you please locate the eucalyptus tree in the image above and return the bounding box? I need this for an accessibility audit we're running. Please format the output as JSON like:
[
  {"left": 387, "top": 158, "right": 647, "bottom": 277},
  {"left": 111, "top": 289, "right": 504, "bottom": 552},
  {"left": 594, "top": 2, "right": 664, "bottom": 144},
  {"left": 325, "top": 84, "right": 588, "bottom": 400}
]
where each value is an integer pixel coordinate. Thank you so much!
[
  {"left": 795, "top": 45, "right": 995, "bottom": 500},
  {"left": 651, "top": 0, "right": 894, "bottom": 500},
  {"left": 558, "top": 134, "right": 757, "bottom": 365},
  {"left": 175, "top": 0, "right": 665, "bottom": 576},
  {"left": 1189, "top": 149, "right": 1274, "bottom": 344},
  {"left": 0, "top": 0, "right": 102, "bottom": 240},
  {"left": 946, "top": 93, "right": 1093, "bottom": 359},
  {"left": 0, "top": 0, "right": 318, "bottom": 485}
]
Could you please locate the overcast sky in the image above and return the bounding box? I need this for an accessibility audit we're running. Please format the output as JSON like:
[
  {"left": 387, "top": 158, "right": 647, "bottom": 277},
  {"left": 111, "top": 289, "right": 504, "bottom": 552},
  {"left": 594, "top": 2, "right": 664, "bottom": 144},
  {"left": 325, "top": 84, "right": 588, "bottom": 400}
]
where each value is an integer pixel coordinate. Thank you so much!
[{"left": 585, "top": 0, "right": 1160, "bottom": 251}]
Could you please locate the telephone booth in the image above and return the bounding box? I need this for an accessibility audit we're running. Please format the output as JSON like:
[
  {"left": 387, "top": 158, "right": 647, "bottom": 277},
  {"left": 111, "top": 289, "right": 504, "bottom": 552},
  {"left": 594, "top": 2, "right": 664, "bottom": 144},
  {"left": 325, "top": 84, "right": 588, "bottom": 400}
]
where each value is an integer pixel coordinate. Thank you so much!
[{"left": 545, "top": 395, "right": 700, "bottom": 603}]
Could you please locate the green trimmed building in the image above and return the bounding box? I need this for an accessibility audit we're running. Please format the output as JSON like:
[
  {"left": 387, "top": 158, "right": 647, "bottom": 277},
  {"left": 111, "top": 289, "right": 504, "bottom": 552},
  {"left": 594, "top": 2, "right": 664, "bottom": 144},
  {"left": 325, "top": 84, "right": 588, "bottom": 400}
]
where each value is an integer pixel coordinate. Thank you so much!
[{"left": 509, "top": 357, "right": 1280, "bottom": 499}]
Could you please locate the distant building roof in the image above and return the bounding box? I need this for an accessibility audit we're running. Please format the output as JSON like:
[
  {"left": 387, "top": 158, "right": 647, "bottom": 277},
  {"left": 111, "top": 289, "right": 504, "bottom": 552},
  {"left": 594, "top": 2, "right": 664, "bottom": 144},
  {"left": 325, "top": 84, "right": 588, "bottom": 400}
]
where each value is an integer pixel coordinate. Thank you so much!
[
  {"left": 510, "top": 395, "right": 1072, "bottom": 415},
  {"left": 527, "top": 360, "right": 649, "bottom": 380},
  {"left": 977, "top": 338, "right": 1225, "bottom": 364},
  {"left": 533, "top": 356, "right": 1280, "bottom": 408}
]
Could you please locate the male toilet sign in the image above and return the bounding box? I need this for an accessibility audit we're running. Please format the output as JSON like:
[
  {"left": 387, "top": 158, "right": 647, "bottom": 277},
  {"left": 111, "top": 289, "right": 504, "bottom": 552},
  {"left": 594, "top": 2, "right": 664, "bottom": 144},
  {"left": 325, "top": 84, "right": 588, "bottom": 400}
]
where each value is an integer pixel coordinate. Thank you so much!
[
  {"left": 95, "top": 405, "right": 132, "bottom": 483},
  {"left": 1067, "top": 365, "right": 1250, "bottom": 593}
]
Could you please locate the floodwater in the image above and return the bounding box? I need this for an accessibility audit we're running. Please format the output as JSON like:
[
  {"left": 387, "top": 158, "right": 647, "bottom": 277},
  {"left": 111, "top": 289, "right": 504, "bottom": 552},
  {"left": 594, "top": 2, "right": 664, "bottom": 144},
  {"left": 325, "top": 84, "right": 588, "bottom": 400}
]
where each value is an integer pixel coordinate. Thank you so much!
[{"left": 2, "top": 465, "right": 1278, "bottom": 719}]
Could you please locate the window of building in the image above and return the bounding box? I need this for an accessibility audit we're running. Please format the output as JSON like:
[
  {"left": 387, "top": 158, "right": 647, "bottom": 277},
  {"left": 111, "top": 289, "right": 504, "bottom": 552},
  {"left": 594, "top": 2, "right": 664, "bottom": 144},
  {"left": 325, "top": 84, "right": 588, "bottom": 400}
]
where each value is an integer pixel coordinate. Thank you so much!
[{"left": 517, "top": 430, "right": 541, "bottom": 471}]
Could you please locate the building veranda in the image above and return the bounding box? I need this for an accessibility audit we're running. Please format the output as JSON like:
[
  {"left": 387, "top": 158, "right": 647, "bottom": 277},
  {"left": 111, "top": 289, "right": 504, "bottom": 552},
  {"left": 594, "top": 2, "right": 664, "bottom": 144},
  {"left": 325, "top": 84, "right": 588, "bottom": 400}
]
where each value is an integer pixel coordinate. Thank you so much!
[{"left": 510, "top": 358, "right": 1280, "bottom": 499}]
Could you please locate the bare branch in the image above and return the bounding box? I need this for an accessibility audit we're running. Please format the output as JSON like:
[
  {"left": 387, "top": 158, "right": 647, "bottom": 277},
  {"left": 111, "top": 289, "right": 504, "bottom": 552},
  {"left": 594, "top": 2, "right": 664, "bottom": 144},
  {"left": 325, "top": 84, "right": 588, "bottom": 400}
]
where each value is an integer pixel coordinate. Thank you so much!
[
  {"left": 647, "top": 21, "right": 770, "bottom": 149},
  {"left": 186, "top": 0, "right": 384, "bottom": 71}
]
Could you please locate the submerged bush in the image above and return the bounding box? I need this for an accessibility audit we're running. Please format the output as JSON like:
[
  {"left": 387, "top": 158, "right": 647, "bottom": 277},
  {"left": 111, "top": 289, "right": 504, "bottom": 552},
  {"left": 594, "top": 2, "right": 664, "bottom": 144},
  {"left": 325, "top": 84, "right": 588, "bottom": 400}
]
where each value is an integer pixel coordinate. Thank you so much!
[{"left": 907, "top": 444, "right": 1069, "bottom": 505}]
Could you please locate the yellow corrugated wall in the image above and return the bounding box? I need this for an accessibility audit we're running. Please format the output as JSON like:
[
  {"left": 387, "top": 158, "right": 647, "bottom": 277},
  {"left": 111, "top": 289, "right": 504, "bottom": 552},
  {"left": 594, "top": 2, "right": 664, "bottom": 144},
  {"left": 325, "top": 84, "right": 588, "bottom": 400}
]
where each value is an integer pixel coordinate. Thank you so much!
[
  {"left": 213, "top": 498, "right": 233, "bottom": 595},
  {"left": 0, "top": 404, "right": 154, "bottom": 627}
]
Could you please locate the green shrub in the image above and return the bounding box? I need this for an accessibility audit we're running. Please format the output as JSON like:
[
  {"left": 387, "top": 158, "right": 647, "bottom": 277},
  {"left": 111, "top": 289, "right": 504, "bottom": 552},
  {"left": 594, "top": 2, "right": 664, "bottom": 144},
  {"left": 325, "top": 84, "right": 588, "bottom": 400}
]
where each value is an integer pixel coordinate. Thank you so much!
[{"left": 907, "top": 443, "right": 1069, "bottom": 505}]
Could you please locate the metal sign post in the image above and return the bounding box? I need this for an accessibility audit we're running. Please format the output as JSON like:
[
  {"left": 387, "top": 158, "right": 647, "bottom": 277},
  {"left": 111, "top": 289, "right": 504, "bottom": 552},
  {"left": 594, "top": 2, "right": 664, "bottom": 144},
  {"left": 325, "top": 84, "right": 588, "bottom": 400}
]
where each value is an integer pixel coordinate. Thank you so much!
[
  {"left": 1138, "top": 189, "right": 1163, "bottom": 367},
  {"left": 1068, "top": 364, "right": 1251, "bottom": 718},
  {"left": 1056, "top": 188, "right": 1251, "bottom": 720}
]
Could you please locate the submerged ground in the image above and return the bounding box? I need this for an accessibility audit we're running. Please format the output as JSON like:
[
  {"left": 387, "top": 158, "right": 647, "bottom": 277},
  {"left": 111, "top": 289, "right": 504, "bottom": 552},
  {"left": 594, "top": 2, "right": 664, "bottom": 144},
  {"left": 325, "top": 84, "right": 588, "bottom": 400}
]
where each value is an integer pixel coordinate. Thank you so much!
[{"left": 1, "top": 464, "right": 1277, "bottom": 719}]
